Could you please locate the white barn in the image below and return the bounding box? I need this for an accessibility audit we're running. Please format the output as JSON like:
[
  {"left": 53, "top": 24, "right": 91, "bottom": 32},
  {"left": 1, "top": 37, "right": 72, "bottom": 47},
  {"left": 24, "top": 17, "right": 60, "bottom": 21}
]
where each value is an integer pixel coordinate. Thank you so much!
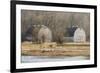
[
  {"left": 38, "top": 25, "right": 52, "bottom": 43},
  {"left": 73, "top": 28, "right": 86, "bottom": 42}
]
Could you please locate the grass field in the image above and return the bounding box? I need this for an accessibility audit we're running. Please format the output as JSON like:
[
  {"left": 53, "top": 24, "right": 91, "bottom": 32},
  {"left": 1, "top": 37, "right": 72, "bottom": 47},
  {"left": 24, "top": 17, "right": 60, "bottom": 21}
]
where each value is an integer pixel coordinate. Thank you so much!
[{"left": 21, "top": 41, "right": 90, "bottom": 56}]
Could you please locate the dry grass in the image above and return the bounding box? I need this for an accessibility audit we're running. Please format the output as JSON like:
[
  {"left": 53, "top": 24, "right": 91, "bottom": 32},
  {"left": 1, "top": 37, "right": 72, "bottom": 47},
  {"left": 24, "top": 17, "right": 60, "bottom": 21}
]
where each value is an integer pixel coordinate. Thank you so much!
[{"left": 21, "top": 41, "right": 90, "bottom": 56}]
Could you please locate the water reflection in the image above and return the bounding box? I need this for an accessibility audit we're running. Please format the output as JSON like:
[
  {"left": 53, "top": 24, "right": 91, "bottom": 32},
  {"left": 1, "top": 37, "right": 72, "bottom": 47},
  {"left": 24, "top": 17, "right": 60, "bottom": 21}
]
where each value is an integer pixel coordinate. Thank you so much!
[{"left": 21, "top": 56, "right": 89, "bottom": 63}]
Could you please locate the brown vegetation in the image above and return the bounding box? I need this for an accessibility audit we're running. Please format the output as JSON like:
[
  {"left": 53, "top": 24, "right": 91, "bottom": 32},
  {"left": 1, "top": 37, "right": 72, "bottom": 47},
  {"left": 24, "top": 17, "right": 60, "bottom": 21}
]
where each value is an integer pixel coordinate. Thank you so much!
[
  {"left": 21, "top": 42, "right": 90, "bottom": 56},
  {"left": 21, "top": 10, "right": 90, "bottom": 42}
]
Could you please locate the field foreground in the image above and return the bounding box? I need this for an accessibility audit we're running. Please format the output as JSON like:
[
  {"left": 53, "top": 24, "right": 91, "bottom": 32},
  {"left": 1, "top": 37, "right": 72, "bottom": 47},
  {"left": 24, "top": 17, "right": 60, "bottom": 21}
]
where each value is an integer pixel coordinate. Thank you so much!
[{"left": 21, "top": 42, "right": 90, "bottom": 56}]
